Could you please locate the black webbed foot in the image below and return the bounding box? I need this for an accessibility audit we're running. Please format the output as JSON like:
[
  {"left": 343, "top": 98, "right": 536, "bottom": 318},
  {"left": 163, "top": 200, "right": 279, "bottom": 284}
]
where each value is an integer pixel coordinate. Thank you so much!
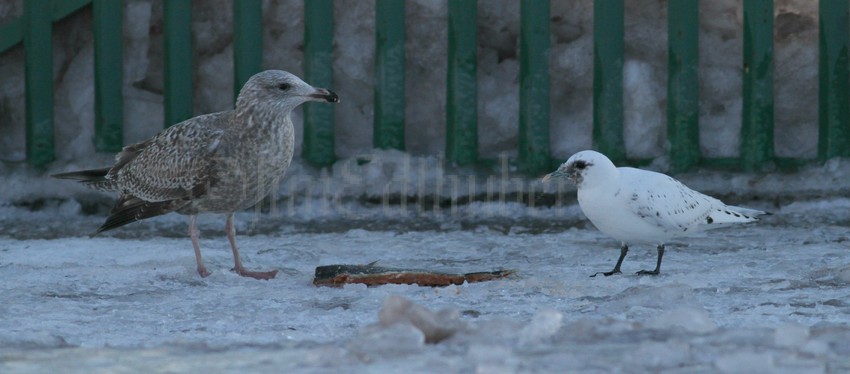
[
  {"left": 590, "top": 269, "right": 621, "bottom": 277},
  {"left": 591, "top": 245, "right": 629, "bottom": 278},
  {"left": 635, "top": 245, "right": 665, "bottom": 276},
  {"left": 636, "top": 269, "right": 660, "bottom": 276}
]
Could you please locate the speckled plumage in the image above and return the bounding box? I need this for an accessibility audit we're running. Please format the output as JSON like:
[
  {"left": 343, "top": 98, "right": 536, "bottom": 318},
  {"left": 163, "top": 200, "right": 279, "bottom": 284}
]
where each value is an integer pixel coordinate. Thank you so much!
[
  {"left": 54, "top": 70, "right": 339, "bottom": 279},
  {"left": 544, "top": 150, "right": 768, "bottom": 276}
]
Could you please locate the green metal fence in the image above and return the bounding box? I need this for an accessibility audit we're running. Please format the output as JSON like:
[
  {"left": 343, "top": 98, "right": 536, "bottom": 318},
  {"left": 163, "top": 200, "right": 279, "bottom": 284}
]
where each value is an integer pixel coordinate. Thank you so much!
[
  {"left": 1, "top": 1, "right": 848, "bottom": 173},
  {"left": 446, "top": 0, "right": 478, "bottom": 167}
]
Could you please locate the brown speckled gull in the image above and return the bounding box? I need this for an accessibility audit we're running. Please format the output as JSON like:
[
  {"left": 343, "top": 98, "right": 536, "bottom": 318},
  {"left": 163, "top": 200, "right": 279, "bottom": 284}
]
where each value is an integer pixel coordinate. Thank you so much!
[{"left": 53, "top": 70, "right": 339, "bottom": 280}]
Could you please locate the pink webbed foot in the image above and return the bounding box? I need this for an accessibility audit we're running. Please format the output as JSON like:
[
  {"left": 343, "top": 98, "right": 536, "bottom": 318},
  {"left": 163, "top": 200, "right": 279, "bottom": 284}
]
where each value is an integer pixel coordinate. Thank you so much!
[{"left": 233, "top": 267, "right": 278, "bottom": 280}]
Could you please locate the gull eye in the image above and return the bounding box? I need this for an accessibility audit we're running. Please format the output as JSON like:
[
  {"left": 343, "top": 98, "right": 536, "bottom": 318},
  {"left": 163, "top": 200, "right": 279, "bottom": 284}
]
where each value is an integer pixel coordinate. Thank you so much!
[
  {"left": 278, "top": 83, "right": 291, "bottom": 91},
  {"left": 574, "top": 161, "right": 587, "bottom": 170}
]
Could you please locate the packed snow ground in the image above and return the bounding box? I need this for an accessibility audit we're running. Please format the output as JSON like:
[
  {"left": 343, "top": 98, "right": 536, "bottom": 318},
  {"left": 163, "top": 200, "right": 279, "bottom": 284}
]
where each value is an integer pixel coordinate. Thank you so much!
[{"left": 2, "top": 196, "right": 850, "bottom": 372}]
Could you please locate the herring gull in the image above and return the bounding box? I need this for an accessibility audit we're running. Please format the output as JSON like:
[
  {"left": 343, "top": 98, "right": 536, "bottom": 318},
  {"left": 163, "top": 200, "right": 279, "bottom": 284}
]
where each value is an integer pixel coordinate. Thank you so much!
[
  {"left": 543, "top": 150, "right": 767, "bottom": 276},
  {"left": 54, "top": 70, "right": 339, "bottom": 280}
]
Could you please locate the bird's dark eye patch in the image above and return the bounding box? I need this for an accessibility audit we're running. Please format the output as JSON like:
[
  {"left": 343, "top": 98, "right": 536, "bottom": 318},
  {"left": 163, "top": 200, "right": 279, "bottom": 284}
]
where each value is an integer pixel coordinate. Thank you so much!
[
  {"left": 278, "top": 83, "right": 291, "bottom": 91},
  {"left": 574, "top": 160, "right": 588, "bottom": 170}
]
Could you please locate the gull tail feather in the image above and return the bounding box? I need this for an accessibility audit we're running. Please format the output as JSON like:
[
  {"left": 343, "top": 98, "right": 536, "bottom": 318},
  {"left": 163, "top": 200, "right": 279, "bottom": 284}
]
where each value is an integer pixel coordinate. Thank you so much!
[
  {"left": 709, "top": 205, "right": 768, "bottom": 225},
  {"left": 52, "top": 168, "right": 118, "bottom": 192}
]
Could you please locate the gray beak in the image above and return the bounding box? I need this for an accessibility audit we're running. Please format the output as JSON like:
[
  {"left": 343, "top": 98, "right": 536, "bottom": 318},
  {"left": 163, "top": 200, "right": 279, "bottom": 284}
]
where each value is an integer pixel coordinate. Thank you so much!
[
  {"left": 542, "top": 169, "right": 567, "bottom": 182},
  {"left": 309, "top": 88, "right": 340, "bottom": 103},
  {"left": 542, "top": 167, "right": 577, "bottom": 183}
]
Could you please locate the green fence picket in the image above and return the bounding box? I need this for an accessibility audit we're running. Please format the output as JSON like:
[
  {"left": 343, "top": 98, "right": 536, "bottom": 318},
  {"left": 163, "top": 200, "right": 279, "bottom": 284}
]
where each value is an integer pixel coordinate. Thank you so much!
[
  {"left": 740, "top": 0, "right": 774, "bottom": 170},
  {"left": 592, "top": 0, "right": 625, "bottom": 163},
  {"left": 667, "top": 0, "right": 700, "bottom": 172},
  {"left": 163, "top": 0, "right": 193, "bottom": 127},
  {"left": 0, "top": 19, "right": 22, "bottom": 52},
  {"left": 24, "top": 0, "right": 54, "bottom": 167},
  {"left": 92, "top": 0, "right": 123, "bottom": 152},
  {"left": 446, "top": 0, "right": 478, "bottom": 166},
  {"left": 53, "top": 0, "right": 89, "bottom": 18},
  {"left": 303, "top": 0, "right": 336, "bottom": 167},
  {"left": 1, "top": 0, "right": 91, "bottom": 54},
  {"left": 818, "top": 0, "right": 850, "bottom": 160},
  {"left": 233, "top": 0, "right": 263, "bottom": 103},
  {"left": 519, "top": 0, "right": 551, "bottom": 175},
  {"left": 374, "top": 0, "right": 406, "bottom": 151}
]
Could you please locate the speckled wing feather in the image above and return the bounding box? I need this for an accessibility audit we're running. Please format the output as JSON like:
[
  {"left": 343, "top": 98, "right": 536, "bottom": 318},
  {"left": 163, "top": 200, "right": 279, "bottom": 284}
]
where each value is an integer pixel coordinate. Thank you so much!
[
  {"left": 94, "top": 113, "right": 229, "bottom": 233},
  {"left": 620, "top": 168, "right": 730, "bottom": 234},
  {"left": 95, "top": 194, "right": 200, "bottom": 234},
  {"left": 111, "top": 112, "right": 228, "bottom": 202},
  {"left": 620, "top": 168, "right": 763, "bottom": 236}
]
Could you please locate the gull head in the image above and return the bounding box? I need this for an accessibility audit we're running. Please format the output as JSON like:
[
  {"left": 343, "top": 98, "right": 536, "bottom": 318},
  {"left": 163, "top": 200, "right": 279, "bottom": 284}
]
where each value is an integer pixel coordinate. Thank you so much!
[
  {"left": 542, "top": 150, "right": 617, "bottom": 188},
  {"left": 237, "top": 70, "right": 340, "bottom": 112}
]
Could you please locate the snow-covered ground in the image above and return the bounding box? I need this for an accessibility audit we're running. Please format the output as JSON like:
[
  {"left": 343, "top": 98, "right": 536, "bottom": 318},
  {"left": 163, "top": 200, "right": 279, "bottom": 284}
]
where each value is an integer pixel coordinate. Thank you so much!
[{"left": 2, "top": 195, "right": 850, "bottom": 372}]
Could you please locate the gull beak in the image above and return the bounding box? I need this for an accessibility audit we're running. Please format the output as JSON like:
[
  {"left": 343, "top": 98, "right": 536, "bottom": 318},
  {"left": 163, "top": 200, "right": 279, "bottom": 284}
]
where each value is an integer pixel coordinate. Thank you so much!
[
  {"left": 542, "top": 170, "right": 566, "bottom": 182},
  {"left": 309, "top": 88, "right": 340, "bottom": 103},
  {"left": 542, "top": 167, "right": 579, "bottom": 183}
]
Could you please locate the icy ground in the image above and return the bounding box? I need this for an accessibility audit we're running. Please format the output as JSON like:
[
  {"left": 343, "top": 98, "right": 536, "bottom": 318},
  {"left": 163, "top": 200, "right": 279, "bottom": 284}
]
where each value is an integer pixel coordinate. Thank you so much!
[{"left": 1, "top": 197, "right": 850, "bottom": 373}]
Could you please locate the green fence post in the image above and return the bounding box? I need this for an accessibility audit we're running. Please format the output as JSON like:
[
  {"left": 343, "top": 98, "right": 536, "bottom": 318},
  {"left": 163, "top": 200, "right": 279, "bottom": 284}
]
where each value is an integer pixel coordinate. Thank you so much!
[
  {"left": 2, "top": 0, "right": 91, "bottom": 53},
  {"left": 446, "top": 0, "right": 478, "bottom": 166},
  {"left": 233, "top": 0, "right": 263, "bottom": 103},
  {"left": 740, "top": 0, "right": 774, "bottom": 170},
  {"left": 24, "top": 0, "right": 54, "bottom": 167},
  {"left": 303, "top": 0, "right": 335, "bottom": 167},
  {"left": 519, "top": 0, "right": 550, "bottom": 175},
  {"left": 593, "top": 0, "right": 625, "bottom": 163},
  {"left": 667, "top": 0, "right": 700, "bottom": 172},
  {"left": 93, "top": 0, "right": 124, "bottom": 152},
  {"left": 819, "top": 0, "right": 850, "bottom": 160},
  {"left": 163, "top": 0, "right": 193, "bottom": 127},
  {"left": 374, "top": 0, "right": 406, "bottom": 151},
  {"left": 0, "top": 19, "right": 22, "bottom": 52},
  {"left": 53, "top": 0, "right": 91, "bottom": 19}
]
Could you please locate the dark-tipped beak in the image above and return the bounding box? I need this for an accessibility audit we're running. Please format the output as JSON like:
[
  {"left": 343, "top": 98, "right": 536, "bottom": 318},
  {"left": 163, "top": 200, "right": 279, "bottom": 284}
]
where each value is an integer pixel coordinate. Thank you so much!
[
  {"left": 541, "top": 168, "right": 576, "bottom": 183},
  {"left": 310, "top": 88, "right": 340, "bottom": 103},
  {"left": 542, "top": 170, "right": 563, "bottom": 182}
]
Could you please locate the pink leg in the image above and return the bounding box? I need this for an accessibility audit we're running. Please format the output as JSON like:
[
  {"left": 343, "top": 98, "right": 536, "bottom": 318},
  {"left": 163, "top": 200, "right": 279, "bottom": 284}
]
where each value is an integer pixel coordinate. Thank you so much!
[
  {"left": 189, "top": 215, "right": 210, "bottom": 277},
  {"left": 226, "top": 214, "right": 277, "bottom": 280}
]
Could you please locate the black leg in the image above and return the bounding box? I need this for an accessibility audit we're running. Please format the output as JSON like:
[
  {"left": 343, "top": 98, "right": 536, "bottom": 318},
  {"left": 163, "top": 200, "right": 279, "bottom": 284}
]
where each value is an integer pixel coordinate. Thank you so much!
[
  {"left": 637, "top": 244, "right": 665, "bottom": 275},
  {"left": 591, "top": 244, "right": 628, "bottom": 277}
]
